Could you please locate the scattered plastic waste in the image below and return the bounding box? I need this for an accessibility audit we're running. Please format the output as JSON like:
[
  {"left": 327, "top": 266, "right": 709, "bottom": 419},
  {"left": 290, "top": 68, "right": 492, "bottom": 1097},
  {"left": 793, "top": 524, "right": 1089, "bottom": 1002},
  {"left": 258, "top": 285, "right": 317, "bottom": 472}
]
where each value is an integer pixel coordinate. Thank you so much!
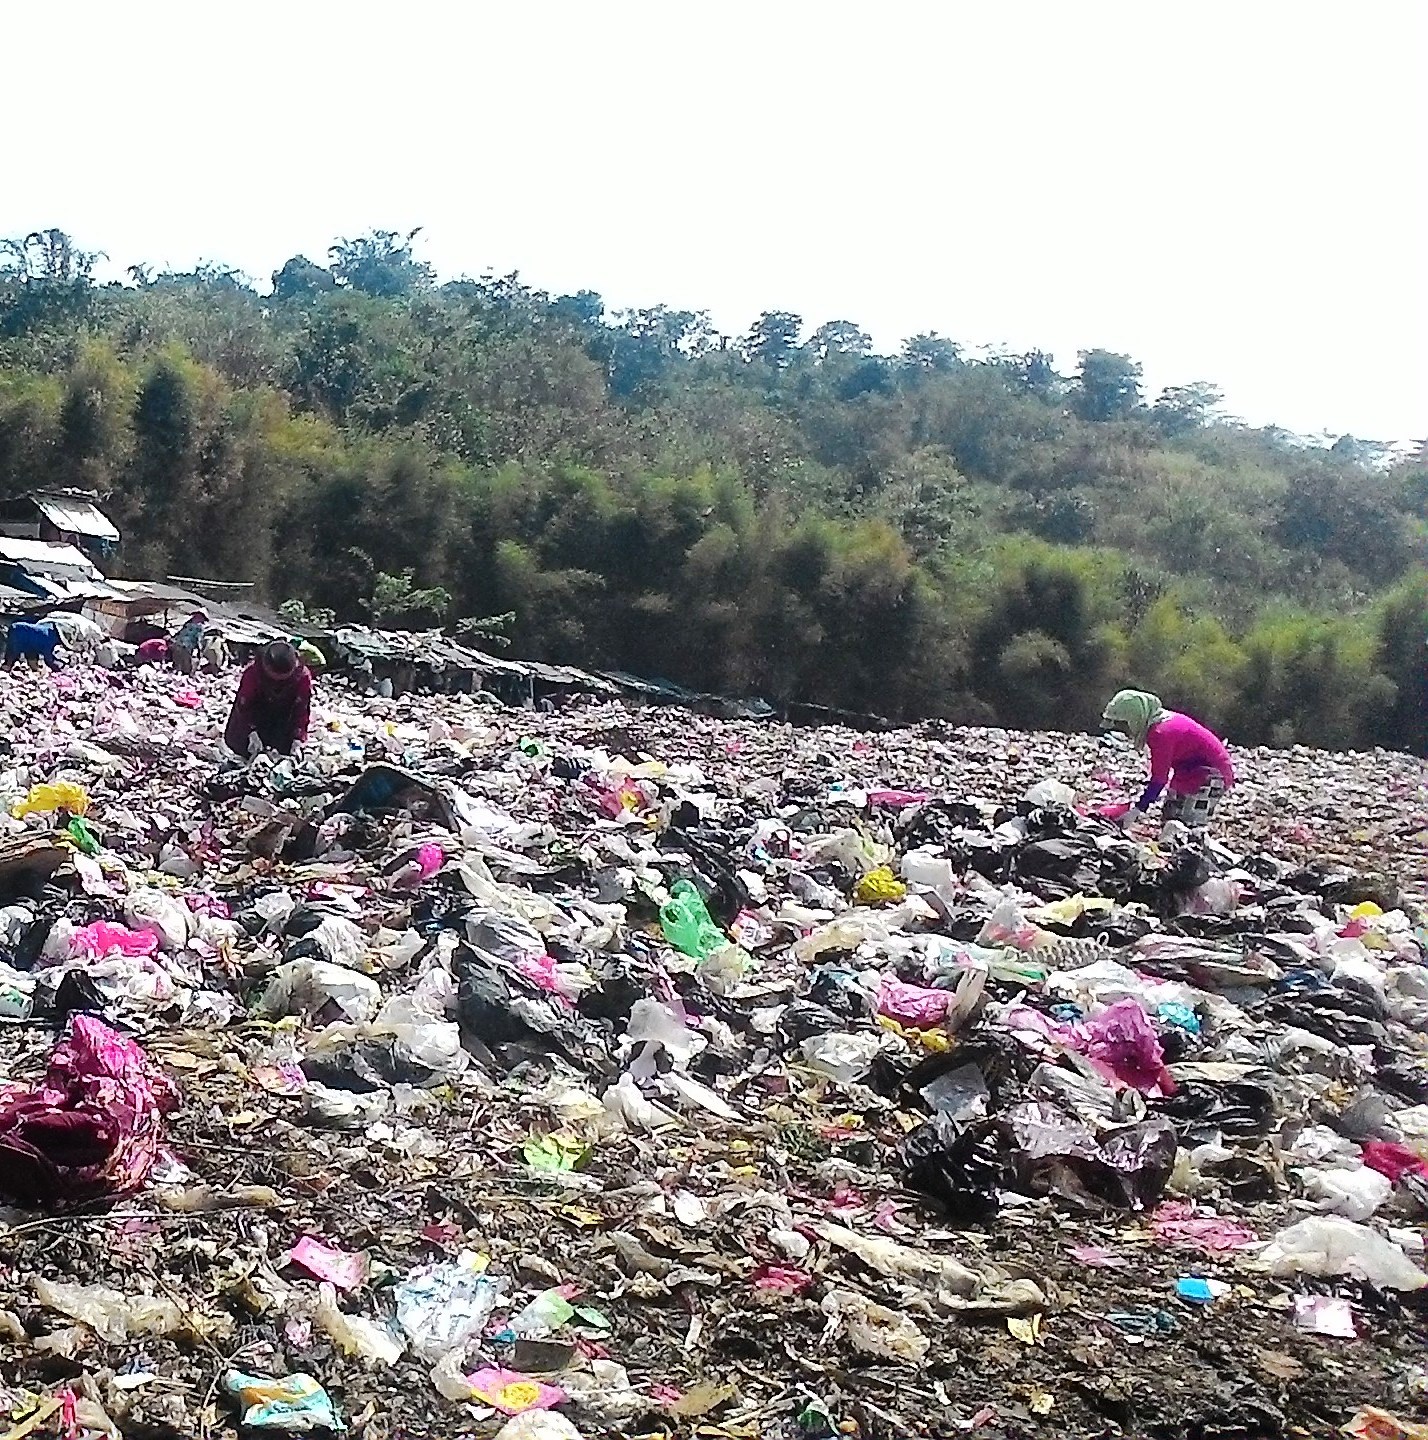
[{"left": 0, "top": 661, "right": 1419, "bottom": 1435}]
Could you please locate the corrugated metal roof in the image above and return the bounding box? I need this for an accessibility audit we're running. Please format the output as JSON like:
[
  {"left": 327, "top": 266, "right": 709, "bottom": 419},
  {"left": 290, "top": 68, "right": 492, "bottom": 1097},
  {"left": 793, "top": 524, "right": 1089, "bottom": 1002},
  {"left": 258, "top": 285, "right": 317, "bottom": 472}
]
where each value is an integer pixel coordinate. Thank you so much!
[
  {"left": 0, "top": 538, "right": 102, "bottom": 577},
  {"left": 34, "top": 496, "right": 119, "bottom": 542}
]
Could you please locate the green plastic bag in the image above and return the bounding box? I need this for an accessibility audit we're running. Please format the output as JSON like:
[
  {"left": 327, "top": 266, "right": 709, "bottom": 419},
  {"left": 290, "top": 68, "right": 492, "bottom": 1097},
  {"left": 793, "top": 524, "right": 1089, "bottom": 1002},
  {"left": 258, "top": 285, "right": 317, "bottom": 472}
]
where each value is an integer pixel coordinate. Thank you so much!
[{"left": 660, "top": 879, "right": 724, "bottom": 959}]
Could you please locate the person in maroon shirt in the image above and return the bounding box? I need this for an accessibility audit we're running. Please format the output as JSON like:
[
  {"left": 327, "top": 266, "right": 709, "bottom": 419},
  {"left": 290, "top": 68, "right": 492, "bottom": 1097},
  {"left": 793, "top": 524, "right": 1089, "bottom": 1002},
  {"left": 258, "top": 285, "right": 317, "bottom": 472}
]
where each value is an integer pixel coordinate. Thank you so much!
[{"left": 224, "top": 640, "right": 313, "bottom": 758}]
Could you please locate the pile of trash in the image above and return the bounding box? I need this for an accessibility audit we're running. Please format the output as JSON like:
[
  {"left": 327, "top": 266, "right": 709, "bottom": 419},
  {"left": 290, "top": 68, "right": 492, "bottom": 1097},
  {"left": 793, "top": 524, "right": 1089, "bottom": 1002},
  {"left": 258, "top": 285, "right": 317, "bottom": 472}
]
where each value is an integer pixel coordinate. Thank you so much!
[{"left": 0, "top": 661, "right": 1426, "bottom": 1439}]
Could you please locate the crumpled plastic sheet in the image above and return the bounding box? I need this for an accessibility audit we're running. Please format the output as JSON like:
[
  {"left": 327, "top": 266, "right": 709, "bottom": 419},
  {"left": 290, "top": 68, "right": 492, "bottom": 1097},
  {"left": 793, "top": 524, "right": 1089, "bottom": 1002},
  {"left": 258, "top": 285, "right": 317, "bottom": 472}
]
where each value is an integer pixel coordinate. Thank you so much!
[{"left": 0, "top": 1015, "right": 176, "bottom": 1207}]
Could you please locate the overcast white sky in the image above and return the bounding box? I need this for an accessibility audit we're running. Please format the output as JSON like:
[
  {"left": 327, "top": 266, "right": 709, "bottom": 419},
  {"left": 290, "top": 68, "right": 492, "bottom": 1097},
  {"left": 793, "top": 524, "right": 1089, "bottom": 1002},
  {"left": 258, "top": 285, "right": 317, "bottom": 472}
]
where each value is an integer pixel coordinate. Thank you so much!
[{"left": 6, "top": 0, "right": 1425, "bottom": 440}]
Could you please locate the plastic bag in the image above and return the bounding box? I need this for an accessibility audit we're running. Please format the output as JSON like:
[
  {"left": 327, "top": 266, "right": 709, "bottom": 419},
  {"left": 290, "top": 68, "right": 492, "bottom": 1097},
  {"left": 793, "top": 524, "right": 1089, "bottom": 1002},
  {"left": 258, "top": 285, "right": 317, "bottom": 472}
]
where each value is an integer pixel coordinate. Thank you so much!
[
  {"left": 815, "top": 1220, "right": 980, "bottom": 1294},
  {"left": 820, "top": 1287, "right": 928, "bottom": 1364},
  {"left": 224, "top": 1371, "right": 342, "bottom": 1433},
  {"left": 510, "top": 1287, "right": 575, "bottom": 1337},
  {"left": 600, "top": 1072, "right": 679, "bottom": 1132},
  {"left": 901, "top": 850, "right": 959, "bottom": 904},
  {"left": 34, "top": 1278, "right": 182, "bottom": 1342},
  {"left": 315, "top": 1283, "right": 404, "bottom": 1365},
  {"left": 0, "top": 1015, "right": 176, "bottom": 1207},
  {"left": 623, "top": 997, "right": 704, "bottom": 1073},
  {"left": 1080, "top": 999, "right": 1177, "bottom": 1097},
  {"left": 660, "top": 880, "right": 724, "bottom": 960},
  {"left": 798, "top": 1032, "right": 883, "bottom": 1084},
  {"left": 125, "top": 886, "right": 194, "bottom": 951},
  {"left": 976, "top": 898, "right": 1050, "bottom": 953},
  {"left": 697, "top": 942, "right": 751, "bottom": 997},
  {"left": 395, "top": 1252, "right": 505, "bottom": 1361},
  {"left": 1342, "top": 1409, "right": 1428, "bottom": 1440},
  {"left": 803, "top": 827, "right": 893, "bottom": 876},
  {"left": 1303, "top": 1166, "right": 1393, "bottom": 1222},
  {"left": 1258, "top": 1216, "right": 1427, "bottom": 1290},
  {"left": 1362, "top": 1140, "right": 1428, "bottom": 1183},
  {"left": 493, "top": 1415, "right": 586, "bottom": 1440},
  {"left": 791, "top": 915, "right": 890, "bottom": 965},
  {"left": 13, "top": 780, "right": 89, "bottom": 818},
  {"left": 257, "top": 960, "right": 381, "bottom": 1026},
  {"left": 1025, "top": 779, "right": 1076, "bottom": 808},
  {"left": 70, "top": 920, "right": 159, "bottom": 960},
  {"left": 289, "top": 1236, "right": 369, "bottom": 1290},
  {"left": 854, "top": 867, "right": 908, "bottom": 905},
  {"left": 877, "top": 977, "right": 952, "bottom": 1029},
  {"left": 467, "top": 1367, "right": 566, "bottom": 1415}
]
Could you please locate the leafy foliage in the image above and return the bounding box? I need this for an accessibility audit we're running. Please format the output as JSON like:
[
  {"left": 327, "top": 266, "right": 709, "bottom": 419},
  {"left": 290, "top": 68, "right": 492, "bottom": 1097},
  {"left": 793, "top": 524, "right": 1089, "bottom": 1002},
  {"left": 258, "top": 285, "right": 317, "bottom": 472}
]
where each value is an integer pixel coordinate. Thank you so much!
[{"left": 1, "top": 226, "right": 1423, "bottom": 748}]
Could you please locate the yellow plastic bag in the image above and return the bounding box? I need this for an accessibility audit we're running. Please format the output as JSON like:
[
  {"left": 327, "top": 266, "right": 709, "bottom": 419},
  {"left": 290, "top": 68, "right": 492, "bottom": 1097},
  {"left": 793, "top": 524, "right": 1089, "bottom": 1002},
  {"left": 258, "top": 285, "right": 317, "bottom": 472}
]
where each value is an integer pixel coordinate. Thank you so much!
[
  {"left": 13, "top": 781, "right": 89, "bottom": 818},
  {"left": 854, "top": 867, "right": 907, "bottom": 905}
]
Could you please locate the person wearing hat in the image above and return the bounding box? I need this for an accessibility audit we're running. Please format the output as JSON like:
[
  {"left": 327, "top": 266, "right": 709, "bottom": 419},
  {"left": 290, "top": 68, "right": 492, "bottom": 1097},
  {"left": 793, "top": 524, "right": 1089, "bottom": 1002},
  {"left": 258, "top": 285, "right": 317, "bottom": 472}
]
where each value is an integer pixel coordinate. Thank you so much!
[
  {"left": 225, "top": 640, "right": 313, "bottom": 758},
  {"left": 1101, "top": 688, "right": 1235, "bottom": 829}
]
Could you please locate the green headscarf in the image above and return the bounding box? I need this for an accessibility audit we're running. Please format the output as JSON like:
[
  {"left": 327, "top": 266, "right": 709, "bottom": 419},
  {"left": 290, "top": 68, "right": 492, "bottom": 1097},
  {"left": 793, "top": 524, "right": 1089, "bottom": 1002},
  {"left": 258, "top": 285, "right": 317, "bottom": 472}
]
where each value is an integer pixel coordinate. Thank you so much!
[{"left": 1101, "top": 689, "right": 1167, "bottom": 750}]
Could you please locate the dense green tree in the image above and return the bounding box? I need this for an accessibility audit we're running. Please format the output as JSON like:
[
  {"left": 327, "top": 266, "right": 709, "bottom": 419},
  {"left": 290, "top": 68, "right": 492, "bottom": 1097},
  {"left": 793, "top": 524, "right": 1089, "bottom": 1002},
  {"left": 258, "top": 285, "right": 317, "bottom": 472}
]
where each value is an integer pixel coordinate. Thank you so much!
[
  {"left": 742, "top": 311, "right": 802, "bottom": 369},
  {"left": 1072, "top": 349, "right": 1143, "bottom": 422},
  {"left": 271, "top": 255, "right": 337, "bottom": 303},
  {"left": 329, "top": 229, "right": 434, "bottom": 297}
]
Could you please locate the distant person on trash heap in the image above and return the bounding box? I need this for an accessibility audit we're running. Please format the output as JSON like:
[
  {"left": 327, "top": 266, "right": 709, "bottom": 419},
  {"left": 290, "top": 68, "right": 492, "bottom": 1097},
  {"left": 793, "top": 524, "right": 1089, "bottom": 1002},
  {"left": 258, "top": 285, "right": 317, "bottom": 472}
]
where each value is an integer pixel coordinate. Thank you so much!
[
  {"left": 169, "top": 609, "right": 208, "bottom": 675},
  {"left": 1101, "top": 688, "right": 1234, "bottom": 829},
  {"left": 225, "top": 640, "right": 312, "bottom": 759},
  {"left": 135, "top": 637, "right": 171, "bottom": 667},
  {"left": 4, "top": 620, "right": 63, "bottom": 671}
]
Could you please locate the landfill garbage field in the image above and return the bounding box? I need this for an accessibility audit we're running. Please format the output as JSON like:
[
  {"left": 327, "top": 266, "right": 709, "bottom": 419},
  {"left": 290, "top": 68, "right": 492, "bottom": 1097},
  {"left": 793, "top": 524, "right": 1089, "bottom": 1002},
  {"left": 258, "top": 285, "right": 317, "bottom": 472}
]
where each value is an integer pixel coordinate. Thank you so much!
[{"left": 2, "top": 668, "right": 1428, "bottom": 1440}]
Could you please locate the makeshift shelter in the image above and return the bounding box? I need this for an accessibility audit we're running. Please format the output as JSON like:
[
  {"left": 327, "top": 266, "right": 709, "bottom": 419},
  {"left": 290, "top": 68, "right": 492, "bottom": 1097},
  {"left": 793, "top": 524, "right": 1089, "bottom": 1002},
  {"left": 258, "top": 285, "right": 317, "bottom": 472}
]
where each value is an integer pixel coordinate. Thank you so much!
[{"left": 0, "top": 491, "right": 120, "bottom": 565}]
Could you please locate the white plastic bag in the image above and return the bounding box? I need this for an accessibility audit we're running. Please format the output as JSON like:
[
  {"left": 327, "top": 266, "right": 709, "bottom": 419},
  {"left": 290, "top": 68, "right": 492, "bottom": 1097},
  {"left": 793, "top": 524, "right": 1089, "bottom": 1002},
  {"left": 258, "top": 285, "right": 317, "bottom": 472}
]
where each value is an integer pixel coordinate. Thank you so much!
[
  {"left": 395, "top": 1253, "right": 504, "bottom": 1361},
  {"left": 1025, "top": 779, "right": 1075, "bottom": 808},
  {"left": 257, "top": 960, "right": 381, "bottom": 1025},
  {"left": 125, "top": 887, "right": 194, "bottom": 952},
  {"left": 1258, "top": 1216, "right": 1427, "bottom": 1290},
  {"left": 315, "top": 1284, "right": 404, "bottom": 1365},
  {"left": 798, "top": 1032, "right": 882, "bottom": 1084},
  {"left": 1303, "top": 1166, "right": 1392, "bottom": 1222}
]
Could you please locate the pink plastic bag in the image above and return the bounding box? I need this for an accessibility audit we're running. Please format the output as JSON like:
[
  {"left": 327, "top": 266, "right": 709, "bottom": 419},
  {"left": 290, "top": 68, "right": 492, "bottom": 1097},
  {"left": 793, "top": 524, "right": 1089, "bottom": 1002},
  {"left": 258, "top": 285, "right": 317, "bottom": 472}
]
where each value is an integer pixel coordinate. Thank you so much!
[
  {"left": 0, "top": 1016, "right": 176, "bottom": 1208},
  {"left": 751, "top": 1264, "right": 814, "bottom": 1295},
  {"left": 866, "top": 789, "right": 930, "bottom": 810},
  {"left": 466, "top": 1368, "right": 566, "bottom": 1415},
  {"left": 877, "top": 977, "right": 952, "bottom": 1029},
  {"left": 289, "top": 1235, "right": 370, "bottom": 1291},
  {"left": 1080, "top": 999, "right": 1177, "bottom": 1097},
  {"left": 414, "top": 843, "right": 445, "bottom": 879},
  {"left": 1361, "top": 1140, "right": 1428, "bottom": 1183},
  {"left": 1151, "top": 1201, "right": 1259, "bottom": 1253},
  {"left": 71, "top": 921, "right": 160, "bottom": 960}
]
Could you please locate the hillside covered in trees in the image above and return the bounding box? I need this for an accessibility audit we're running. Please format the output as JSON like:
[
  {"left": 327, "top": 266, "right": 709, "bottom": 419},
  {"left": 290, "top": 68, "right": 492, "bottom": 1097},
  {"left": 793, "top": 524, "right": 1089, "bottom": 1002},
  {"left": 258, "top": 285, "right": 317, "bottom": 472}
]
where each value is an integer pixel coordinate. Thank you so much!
[{"left": 1, "top": 227, "right": 1424, "bottom": 750}]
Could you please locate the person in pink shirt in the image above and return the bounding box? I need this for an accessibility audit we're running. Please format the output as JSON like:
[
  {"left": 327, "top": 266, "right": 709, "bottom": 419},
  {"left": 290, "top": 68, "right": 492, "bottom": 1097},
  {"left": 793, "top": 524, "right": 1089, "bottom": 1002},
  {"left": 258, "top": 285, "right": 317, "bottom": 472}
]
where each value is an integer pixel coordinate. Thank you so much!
[
  {"left": 224, "top": 640, "right": 313, "bottom": 758},
  {"left": 1101, "top": 689, "right": 1234, "bottom": 829}
]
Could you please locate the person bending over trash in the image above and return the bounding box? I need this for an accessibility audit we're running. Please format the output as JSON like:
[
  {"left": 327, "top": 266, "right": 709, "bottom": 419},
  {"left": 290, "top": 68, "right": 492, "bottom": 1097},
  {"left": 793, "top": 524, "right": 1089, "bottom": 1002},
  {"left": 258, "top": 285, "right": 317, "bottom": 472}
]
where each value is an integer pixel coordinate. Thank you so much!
[
  {"left": 4, "top": 620, "right": 63, "bottom": 670},
  {"left": 170, "top": 608, "right": 209, "bottom": 675},
  {"left": 225, "top": 640, "right": 312, "bottom": 758},
  {"left": 1101, "top": 688, "right": 1234, "bottom": 829},
  {"left": 135, "top": 637, "right": 172, "bottom": 667}
]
